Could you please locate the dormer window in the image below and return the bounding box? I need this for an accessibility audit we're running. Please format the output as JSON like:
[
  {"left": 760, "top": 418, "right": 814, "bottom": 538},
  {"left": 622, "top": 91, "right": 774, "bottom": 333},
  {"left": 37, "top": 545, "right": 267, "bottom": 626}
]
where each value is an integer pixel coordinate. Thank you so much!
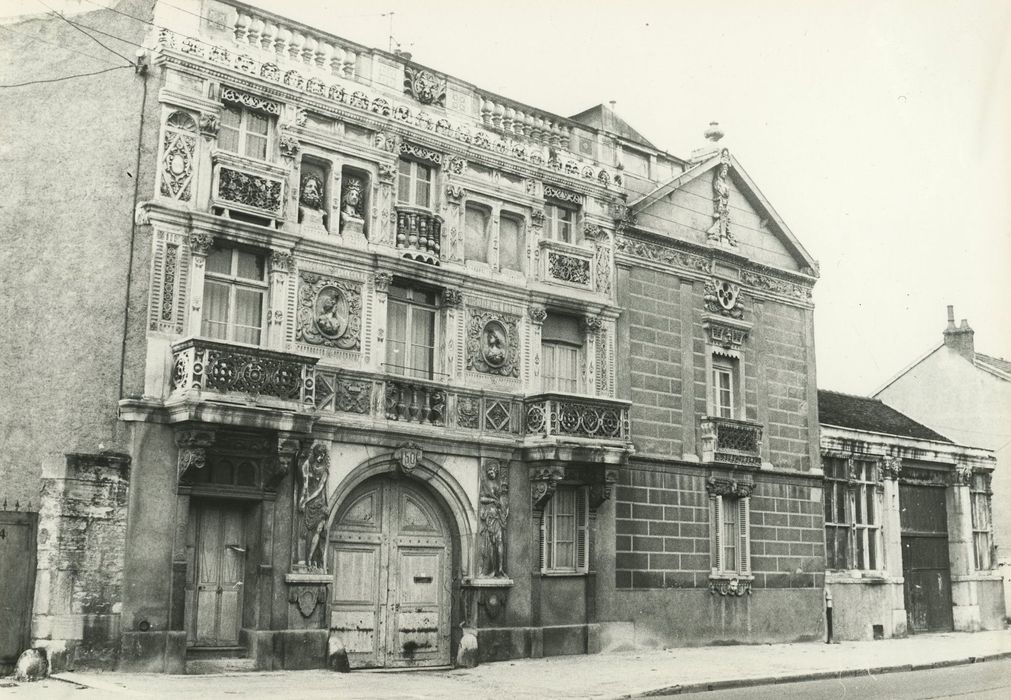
[
  {"left": 397, "top": 159, "right": 433, "bottom": 209},
  {"left": 218, "top": 104, "right": 270, "bottom": 161}
]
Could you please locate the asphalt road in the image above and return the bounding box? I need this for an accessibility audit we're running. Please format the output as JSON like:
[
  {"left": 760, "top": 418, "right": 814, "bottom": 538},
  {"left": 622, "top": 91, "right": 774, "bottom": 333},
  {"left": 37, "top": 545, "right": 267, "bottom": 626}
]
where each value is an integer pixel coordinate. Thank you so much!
[{"left": 667, "top": 656, "right": 1011, "bottom": 699}]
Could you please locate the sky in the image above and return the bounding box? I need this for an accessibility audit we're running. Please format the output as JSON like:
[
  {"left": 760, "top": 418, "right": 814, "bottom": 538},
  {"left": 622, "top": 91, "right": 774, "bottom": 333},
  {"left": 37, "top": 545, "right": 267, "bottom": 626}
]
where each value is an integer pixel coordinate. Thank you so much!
[{"left": 5, "top": 0, "right": 1010, "bottom": 394}]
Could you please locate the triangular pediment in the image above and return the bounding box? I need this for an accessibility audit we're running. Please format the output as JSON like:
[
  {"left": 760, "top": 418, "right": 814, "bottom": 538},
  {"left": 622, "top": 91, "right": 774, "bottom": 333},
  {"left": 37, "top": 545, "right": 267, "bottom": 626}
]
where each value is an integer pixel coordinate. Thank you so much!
[{"left": 627, "top": 150, "right": 818, "bottom": 274}]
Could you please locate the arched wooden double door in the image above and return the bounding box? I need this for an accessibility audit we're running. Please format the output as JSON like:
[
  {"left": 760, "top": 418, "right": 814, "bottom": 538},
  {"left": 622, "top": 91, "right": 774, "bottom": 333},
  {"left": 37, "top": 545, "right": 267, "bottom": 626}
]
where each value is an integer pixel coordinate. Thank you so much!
[{"left": 331, "top": 476, "right": 452, "bottom": 668}]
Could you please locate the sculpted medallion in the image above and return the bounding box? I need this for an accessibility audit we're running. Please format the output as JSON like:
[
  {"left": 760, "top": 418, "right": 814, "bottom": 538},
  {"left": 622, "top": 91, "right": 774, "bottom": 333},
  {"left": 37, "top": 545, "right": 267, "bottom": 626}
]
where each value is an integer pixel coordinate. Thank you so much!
[
  {"left": 466, "top": 309, "right": 520, "bottom": 378},
  {"left": 296, "top": 272, "right": 362, "bottom": 350}
]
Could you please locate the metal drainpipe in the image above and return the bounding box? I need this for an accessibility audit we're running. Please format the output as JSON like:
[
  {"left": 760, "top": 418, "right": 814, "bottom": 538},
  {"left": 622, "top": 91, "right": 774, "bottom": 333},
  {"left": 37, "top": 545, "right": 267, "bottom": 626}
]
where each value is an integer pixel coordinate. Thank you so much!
[{"left": 825, "top": 587, "right": 834, "bottom": 643}]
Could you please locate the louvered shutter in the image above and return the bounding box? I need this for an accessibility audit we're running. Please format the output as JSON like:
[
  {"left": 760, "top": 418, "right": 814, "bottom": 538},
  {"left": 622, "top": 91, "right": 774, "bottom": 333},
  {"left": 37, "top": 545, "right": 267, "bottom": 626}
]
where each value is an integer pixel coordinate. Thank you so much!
[
  {"left": 738, "top": 497, "right": 751, "bottom": 575},
  {"left": 710, "top": 496, "right": 721, "bottom": 573},
  {"left": 575, "top": 487, "right": 588, "bottom": 573},
  {"left": 538, "top": 507, "right": 547, "bottom": 572}
]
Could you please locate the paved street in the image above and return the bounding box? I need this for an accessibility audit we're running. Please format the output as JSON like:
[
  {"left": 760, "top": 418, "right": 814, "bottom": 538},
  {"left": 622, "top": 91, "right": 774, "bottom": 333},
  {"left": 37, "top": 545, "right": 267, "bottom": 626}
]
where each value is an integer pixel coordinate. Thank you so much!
[
  {"left": 1, "top": 630, "right": 1009, "bottom": 700},
  {"left": 673, "top": 657, "right": 1011, "bottom": 699}
]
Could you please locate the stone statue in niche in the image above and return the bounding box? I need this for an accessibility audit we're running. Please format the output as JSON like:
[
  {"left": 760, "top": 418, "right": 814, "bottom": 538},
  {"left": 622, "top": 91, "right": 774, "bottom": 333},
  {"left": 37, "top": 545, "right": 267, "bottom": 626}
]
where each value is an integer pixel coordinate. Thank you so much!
[
  {"left": 340, "top": 175, "right": 366, "bottom": 241},
  {"left": 299, "top": 172, "right": 328, "bottom": 235},
  {"left": 479, "top": 459, "right": 509, "bottom": 578},
  {"left": 297, "top": 443, "right": 330, "bottom": 572}
]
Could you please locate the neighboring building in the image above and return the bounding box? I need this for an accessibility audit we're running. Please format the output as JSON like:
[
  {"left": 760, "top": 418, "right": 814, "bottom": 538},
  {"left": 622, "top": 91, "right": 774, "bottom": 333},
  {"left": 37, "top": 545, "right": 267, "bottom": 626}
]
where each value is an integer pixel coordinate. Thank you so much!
[
  {"left": 875, "top": 307, "right": 1011, "bottom": 612},
  {"left": 1, "top": 0, "right": 823, "bottom": 673},
  {"left": 819, "top": 390, "right": 1002, "bottom": 641}
]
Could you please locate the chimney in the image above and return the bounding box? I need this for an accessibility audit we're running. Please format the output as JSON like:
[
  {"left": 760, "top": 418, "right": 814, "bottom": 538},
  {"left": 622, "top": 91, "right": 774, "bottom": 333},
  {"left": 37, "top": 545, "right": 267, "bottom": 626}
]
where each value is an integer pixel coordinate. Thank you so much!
[{"left": 942, "top": 305, "right": 975, "bottom": 361}]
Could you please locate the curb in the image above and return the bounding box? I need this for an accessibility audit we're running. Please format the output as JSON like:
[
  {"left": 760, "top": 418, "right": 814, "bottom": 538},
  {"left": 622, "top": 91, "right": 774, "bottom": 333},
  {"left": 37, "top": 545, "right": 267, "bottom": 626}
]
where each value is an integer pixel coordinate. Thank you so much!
[{"left": 624, "top": 650, "right": 1011, "bottom": 697}]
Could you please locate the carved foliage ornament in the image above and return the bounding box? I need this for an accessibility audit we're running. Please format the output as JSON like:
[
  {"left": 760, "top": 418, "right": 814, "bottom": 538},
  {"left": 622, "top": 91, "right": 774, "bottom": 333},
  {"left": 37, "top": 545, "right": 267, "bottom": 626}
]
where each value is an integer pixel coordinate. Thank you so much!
[
  {"left": 705, "top": 476, "right": 754, "bottom": 498},
  {"left": 404, "top": 66, "right": 447, "bottom": 106},
  {"left": 217, "top": 168, "right": 283, "bottom": 214},
  {"left": 161, "top": 112, "right": 197, "bottom": 201},
  {"left": 400, "top": 141, "right": 443, "bottom": 166},
  {"left": 175, "top": 429, "right": 215, "bottom": 483},
  {"left": 296, "top": 272, "right": 362, "bottom": 351},
  {"left": 548, "top": 251, "right": 591, "bottom": 286},
  {"left": 704, "top": 279, "right": 744, "bottom": 319},
  {"left": 188, "top": 231, "right": 215, "bottom": 256},
  {"left": 467, "top": 309, "right": 521, "bottom": 378},
  {"left": 220, "top": 86, "right": 281, "bottom": 115},
  {"left": 544, "top": 185, "right": 584, "bottom": 206}
]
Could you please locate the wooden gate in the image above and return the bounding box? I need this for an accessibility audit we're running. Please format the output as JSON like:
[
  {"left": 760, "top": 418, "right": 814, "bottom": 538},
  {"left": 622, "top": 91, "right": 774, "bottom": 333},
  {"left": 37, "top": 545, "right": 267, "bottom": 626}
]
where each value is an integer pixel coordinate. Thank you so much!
[
  {"left": 330, "top": 477, "right": 451, "bottom": 668},
  {"left": 0, "top": 511, "right": 37, "bottom": 673},
  {"left": 900, "top": 483, "right": 954, "bottom": 632}
]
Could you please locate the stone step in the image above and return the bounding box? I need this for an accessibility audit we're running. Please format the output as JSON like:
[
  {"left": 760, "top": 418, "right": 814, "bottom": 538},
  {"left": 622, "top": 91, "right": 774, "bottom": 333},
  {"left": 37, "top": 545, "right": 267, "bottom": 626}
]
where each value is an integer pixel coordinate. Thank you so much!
[
  {"left": 186, "top": 645, "right": 246, "bottom": 660},
  {"left": 185, "top": 657, "right": 257, "bottom": 675}
]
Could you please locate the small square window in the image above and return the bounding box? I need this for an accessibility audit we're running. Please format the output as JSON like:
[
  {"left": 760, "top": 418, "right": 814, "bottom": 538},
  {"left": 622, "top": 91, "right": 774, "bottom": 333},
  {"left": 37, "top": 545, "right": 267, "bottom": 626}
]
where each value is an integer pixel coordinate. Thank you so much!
[{"left": 545, "top": 203, "right": 576, "bottom": 243}]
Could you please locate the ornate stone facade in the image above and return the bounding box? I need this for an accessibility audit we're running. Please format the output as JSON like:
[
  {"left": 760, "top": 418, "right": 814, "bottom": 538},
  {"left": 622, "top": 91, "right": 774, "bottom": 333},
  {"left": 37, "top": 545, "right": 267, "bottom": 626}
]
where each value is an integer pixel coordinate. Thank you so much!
[{"left": 466, "top": 309, "right": 521, "bottom": 378}]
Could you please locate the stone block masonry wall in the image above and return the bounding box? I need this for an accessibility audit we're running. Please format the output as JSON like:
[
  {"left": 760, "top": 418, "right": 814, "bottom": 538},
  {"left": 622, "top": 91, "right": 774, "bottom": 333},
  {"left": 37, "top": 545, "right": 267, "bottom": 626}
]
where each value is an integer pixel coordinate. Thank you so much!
[
  {"left": 615, "top": 464, "right": 824, "bottom": 590},
  {"left": 748, "top": 479, "right": 825, "bottom": 588},
  {"left": 625, "top": 268, "right": 685, "bottom": 458},
  {"left": 33, "top": 453, "right": 131, "bottom": 672},
  {"left": 760, "top": 302, "right": 813, "bottom": 471}
]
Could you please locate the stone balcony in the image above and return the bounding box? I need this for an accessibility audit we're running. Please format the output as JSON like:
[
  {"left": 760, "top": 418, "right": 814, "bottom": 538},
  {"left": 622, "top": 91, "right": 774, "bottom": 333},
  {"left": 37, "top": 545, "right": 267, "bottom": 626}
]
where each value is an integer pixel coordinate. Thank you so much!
[
  {"left": 394, "top": 205, "right": 442, "bottom": 265},
  {"left": 523, "top": 393, "right": 631, "bottom": 444},
  {"left": 699, "top": 416, "right": 763, "bottom": 468},
  {"left": 170, "top": 337, "right": 318, "bottom": 409}
]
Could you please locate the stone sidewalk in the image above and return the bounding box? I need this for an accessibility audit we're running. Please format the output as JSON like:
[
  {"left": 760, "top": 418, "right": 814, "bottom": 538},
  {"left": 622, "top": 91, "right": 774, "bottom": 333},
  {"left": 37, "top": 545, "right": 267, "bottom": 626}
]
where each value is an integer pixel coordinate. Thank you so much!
[{"left": 4, "top": 629, "right": 1010, "bottom": 699}]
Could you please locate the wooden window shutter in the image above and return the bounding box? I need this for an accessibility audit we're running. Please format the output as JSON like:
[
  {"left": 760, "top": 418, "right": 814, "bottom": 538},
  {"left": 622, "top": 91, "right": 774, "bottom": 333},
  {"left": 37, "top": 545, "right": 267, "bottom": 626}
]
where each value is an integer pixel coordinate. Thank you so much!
[
  {"left": 710, "top": 496, "right": 721, "bottom": 573},
  {"left": 575, "top": 487, "right": 588, "bottom": 573},
  {"left": 738, "top": 497, "right": 751, "bottom": 574}
]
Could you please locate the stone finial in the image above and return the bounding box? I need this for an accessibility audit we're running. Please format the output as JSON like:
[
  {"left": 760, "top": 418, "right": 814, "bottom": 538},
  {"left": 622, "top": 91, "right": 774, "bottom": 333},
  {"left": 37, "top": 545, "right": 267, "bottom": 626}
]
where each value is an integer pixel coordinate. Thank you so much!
[{"left": 704, "top": 121, "right": 725, "bottom": 142}]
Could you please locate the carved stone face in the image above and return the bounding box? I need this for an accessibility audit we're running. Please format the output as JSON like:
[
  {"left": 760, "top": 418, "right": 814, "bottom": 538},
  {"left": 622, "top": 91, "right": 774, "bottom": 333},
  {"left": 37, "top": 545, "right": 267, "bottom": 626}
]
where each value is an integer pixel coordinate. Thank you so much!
[
  {"left": 482, "top": 321, "right": 507, "bottom": 368},
  {"left": 300, "top": 174, "right": 323, "bottom": 208},
  {"left": 485, "top": 462, "right": 498, "bottom": 481}
]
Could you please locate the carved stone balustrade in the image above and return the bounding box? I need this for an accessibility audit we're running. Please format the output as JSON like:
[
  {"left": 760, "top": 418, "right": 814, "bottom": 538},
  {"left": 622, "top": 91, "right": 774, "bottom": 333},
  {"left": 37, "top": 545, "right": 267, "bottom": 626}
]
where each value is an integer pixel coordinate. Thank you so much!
[
  {"left": 384, "top": 376, "right": 447, "bottom": 426},
  {"left": 394, "top": 205, "right": 442, "bottom": 265},
  {"left": 210, "top": 151, "right": 288, "bottom": 228},
  {"left": 699, "top": 416, "right": 763, "bottom": 468},
  {"left": 524, "top": 393, "right": 631, "bottom": 444},
  {"left": 171, "top": 338, "right": 318, "bottom": 407}
]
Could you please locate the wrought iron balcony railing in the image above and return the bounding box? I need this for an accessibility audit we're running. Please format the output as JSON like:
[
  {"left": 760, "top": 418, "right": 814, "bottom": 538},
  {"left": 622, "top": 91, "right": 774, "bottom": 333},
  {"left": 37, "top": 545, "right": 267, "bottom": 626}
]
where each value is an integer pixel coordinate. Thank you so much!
[
  {"left": 524, "top": 393, "right": 631, "bottom": 442},
  {"left": 395, "top": 205, "right": 442, "bottom": 264},
  {"left": 171, "top": 338, "right": 318, "bottom": 406},
  {"left": 699, "top": 416, "right": 763, "bottom": 468}
]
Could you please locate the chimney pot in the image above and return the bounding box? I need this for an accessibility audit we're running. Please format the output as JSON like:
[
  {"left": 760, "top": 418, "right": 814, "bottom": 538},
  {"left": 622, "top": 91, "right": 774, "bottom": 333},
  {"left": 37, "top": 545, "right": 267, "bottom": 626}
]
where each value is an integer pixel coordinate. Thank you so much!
[{"left": 946, "top": 305, "right": 956, "bottom": 330}]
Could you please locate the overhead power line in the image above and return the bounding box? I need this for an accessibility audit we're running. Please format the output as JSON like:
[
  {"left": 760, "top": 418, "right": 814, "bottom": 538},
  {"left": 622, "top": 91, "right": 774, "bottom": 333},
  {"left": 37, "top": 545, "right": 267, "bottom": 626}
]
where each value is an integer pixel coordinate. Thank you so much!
[
  {"left": 0, "top": 64, "right": 131, "bottom": 88},
  {"left": 43, "top": 6, "right": 136, "bottom": 66}
]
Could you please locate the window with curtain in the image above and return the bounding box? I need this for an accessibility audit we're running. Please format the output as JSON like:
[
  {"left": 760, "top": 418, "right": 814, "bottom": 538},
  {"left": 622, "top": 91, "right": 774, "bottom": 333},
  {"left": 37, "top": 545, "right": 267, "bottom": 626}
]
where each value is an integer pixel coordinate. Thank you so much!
[
  {"left": 541, "top": 313, "right": 582, "bottom": 393},
  {"left": 386, "top": 284, "right": 437, "bottom": 379},
  {"left": 971, "top": 473, "right": 993, "bottom": 570},
  {"left": 397, "top": 159, "right": 433, "bottom": 208},
  {"left": 201, "top": 246, "right": 267, "bottom": 345},
  {"left": 464, "top": 204, "right": 489, "bottom": 263},
  {"left": 218, "top": 104, "right": 271, "bottom": 161},
  {"left": 540, "top": 486, "right": 589, "bottom": 573},
  {"left": 710, "top": 493, "right": 750, "bottom": 576},
  {"left": 499, "top": 214, "right": 525, "bottom": 272}
]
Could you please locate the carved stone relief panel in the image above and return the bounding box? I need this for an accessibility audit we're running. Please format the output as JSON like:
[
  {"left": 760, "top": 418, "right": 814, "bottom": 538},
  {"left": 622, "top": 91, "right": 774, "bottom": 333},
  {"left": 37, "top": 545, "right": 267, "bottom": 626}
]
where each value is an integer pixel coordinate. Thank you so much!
[
  {"left": 295, "top": 272, "right": 363, "bottom": 352},
  {"left": 466, "top": 308, "right": 521, "bottom": 378},
  {"left": 703, "top": 278, "right": 745, "bottom": 319},
  {"left": 160, "top": 111, "right": 197, "bottom": 201}
]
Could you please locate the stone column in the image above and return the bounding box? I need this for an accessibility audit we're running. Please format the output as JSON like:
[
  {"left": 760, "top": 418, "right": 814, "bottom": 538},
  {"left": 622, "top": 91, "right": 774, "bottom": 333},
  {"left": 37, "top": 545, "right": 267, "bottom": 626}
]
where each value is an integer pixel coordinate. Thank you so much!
[
  {"left": 880, "top": 456, "right": 907, "bottom": 635},
  {"left": 948, "top": 464, "right": 981, "bottom": 631},
  {"left": 267, "top": 251, "right": 295, "bottom": 350},
  {"left": 185, "top": 232, "right": 214, "bottom": 336}
]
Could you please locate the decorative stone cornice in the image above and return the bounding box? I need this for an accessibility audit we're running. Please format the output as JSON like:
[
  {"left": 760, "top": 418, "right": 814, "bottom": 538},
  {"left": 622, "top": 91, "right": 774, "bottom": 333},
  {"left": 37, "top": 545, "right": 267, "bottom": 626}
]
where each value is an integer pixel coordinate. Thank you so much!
[
  {"left": 220, "top": 85, "right": 281, "bottom": 115},
  {"left": 400, "top": 141, "right": 442, "bottom": 166}
]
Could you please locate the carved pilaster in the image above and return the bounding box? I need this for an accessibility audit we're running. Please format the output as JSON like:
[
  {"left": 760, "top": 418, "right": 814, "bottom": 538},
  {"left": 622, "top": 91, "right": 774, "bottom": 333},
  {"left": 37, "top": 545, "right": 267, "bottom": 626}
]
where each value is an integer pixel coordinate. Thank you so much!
[
  {"left": 186, "top": 233, "right": 214, "bottom": 336},
  {"left": 266, "top": 251, "right": 295, "bottom": 350}
]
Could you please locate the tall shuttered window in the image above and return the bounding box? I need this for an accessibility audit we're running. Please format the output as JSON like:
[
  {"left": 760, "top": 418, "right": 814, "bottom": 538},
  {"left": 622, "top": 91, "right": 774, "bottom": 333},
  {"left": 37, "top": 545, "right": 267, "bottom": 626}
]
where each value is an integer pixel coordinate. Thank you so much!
[
  {"left": 201, "top": 246, "right": 267, "bottom": 345},
  {"left": 540, "top": 486, "right": 589, "bottom": 574},
  {"left": 710, "top": 494, "right": 750, "bottom": 576}
]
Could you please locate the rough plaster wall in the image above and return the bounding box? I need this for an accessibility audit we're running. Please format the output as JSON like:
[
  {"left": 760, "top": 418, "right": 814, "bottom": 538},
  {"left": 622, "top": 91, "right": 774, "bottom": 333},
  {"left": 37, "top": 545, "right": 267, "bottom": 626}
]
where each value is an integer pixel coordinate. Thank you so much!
[{"left": 0, "top": 2, "right": 159, "bottom": 510}]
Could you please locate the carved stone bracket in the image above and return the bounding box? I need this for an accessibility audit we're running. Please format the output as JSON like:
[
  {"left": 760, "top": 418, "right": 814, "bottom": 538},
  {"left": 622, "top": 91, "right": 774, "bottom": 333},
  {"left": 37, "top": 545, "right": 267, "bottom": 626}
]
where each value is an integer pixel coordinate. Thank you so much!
[
  {"left": 442, "top": 287, "right": 464, "bottom": 307},
  {"left": 954, "top": 465, "right": 973, "bottom": 487},
  {"left": 270, "top": 250, "right": 296, "bottom": 274},
  {"left": 175, "top": 429, "right": 216, "bottom": 483},
  {"left": 279, "top": 129, "right": 300, "bottom": 159},
  {"left": 879, "top": 456, "right": 902, "bottom": 481},
  {"left": 373, "top": 271, "right": 393, "bottom": 294},
  {"left": 189, "top": 231, "right": 215, "bottom": 257},
  {"left": 705, "top": 476, "right": 754, "bottom": 498},
  {"left": 199, "top": 112, "right": 220, "bottom": 138},
  {"left": 581, "top": 315, "right": 604, "bottom": 334},
  {"left": 589, "top": 468, "right": 619, "bottom": 508},
  {"left": 268, "top": 434, "right": 302, "bottom": 489},
  {"left": 528, "top": 305, "right": 547, "bottom": 325},
  {"left": 445, "top": 184, "right": 465, "bottom": 203},
  {"left": 704, "top": 319, "right": 749, "bottom": 350},
  {"left": 287, "top": 584, "right": 327, "bottom": 618},
  {"left": 530, "top": 465, "right": 564, "bottom": 509}
]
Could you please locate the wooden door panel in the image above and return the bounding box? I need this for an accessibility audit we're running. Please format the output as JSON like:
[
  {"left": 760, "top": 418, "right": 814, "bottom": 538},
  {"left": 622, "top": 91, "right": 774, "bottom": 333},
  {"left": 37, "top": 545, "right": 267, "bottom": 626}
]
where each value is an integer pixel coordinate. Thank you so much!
[
  {"left": 388, "top": 547, "right": 446, "bottom": 667},
  {"left": 189, "top": 503, "right": 246, "bottom": 646},
  {"left": 332, "top": 544, "right": 382, "bottom": 664},
  {"left": 0, "top": 514, "right": 35, "bottom": 666}
]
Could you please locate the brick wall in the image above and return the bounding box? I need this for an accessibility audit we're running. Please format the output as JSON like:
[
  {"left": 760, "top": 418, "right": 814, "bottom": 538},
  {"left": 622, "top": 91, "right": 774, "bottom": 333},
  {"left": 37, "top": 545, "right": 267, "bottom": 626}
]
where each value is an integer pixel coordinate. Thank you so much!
[{"left": 615, "top": 464, "right": 824, "bottom": 590}]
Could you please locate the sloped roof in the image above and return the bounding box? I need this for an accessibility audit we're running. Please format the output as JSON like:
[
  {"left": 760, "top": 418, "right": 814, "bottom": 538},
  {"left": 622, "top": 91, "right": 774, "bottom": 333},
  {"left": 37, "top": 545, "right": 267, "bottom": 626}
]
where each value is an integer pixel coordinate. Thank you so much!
[
  {"left": 818, "top": 390, "right": 952, "bottom": 443},
  {"left": 976, "top": 352, "right": 1011, "bottom": 380},
  {"left": 568, "top": 104, "right": 656, "bottom": 149}
]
